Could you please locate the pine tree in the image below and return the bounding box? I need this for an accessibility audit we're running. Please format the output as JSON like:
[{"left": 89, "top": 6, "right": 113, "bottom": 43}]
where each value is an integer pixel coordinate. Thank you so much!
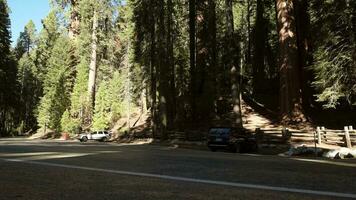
[
  {"left": 33, "top": 11, "right": 60, "bottom": 82},
  {"left": 16, "top": 20, "right": 40, "bottom": 133},
  {"left": 15, "top": 20, "right": 36, "bottom": 59},
  {"left": 68, "top": 0, "right": 119, "bottom": 130},
  {"left": 0, "top": 0, "right": 19, "bottom": 135},
  {"left": 37, "top": 36, "right": 74, "bottom": 132}
]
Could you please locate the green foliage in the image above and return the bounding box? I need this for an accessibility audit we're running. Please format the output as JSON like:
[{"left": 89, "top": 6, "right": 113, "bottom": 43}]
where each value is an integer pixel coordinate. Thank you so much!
[
  {"left": 68, "top": 58, "right": 89, "bottom": 124},
  {"left": 0, "top": 0, "right": 20, "bottom": 135},
  {"left": 92, "top": 81, "right": 111, "bottom": 130},
  {"left": 17, "top": 52, "right": 41, "bottom": 132},
  {"left": 61, "top": 109, "right": 81, "bottom": 135},
  {"left": 310, "top": 0, "right": 356, "bottom": 108},
  {"left": 33, "top": 11, "right": 60, "bottom": 81},
  {"left": 92, "top": 71, "right": 127, "bottom": 130},
  {"left": 5, "top": 0, "right": 356, "bottom": 136},
  {"left": 37, "top": 36, "right": 74, "bottom": 132},
  {"left": 15, "top": 20, "right": 36, "bottom": 59}
]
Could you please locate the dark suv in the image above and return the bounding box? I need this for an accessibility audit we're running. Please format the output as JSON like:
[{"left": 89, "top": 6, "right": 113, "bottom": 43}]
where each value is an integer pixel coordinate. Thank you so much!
[{"left": 207, "top": 127, "right": 257, "bottom": 153}]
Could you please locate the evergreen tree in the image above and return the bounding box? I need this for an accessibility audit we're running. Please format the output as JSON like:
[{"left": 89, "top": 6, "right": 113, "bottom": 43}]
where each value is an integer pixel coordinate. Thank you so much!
[
  {"left": 0, "top": 0, "right": 19, "bottom": 135},
  {"left": 15, "top": 20, "right": 36, "bottom": 59},
  {"left": 68, "top": 0, "right": 118, "bottom": 130},
  {"left": 37, "top": 36, "right": 74, "bottom": 132},
  {"left": 33, "top": 11, "right": 60, "bottom": 82},
  {"left": 310, "top": 0, "right": 356, "bottom": 108}
]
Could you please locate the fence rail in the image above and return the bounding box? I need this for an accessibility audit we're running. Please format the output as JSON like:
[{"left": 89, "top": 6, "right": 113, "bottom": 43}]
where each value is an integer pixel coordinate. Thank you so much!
[
  {"left": 167, "top": 130, "right": 207, "bottom": 141},
  {"left": 255, "top": 126, "right": 356, "bottom": 148},
  {"left": 316, "top": 126, "right": 355, "bottom": 148},
  {"left": 165, "top": 126, "right": 356, "bottom": 148}
]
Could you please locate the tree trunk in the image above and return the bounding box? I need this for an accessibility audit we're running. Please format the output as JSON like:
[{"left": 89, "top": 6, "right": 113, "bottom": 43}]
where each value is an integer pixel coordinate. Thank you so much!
[
  {"left": 195, "top": 0, "right": 216, "bottom": 121},
  {"left": 246, "top": 0, "right": 252, "bottom": 65},
  {"left": 253, "top": 0, "right": 266, "bottom": 93},
  {"left": 125, "top": 42, "right": 132, "bottom": 130},
  {"left": 87, "top": 11, "right": 98, "bottom": 111},
  {"left": 189, "top": 0, "right": 197, "bottom": 121},
  {"left": 226, "top": 0, "right": 243, "bottom": 128},
  {"left": 157, "top": 0, "right": 169, "bottom": 138},
  {"left": 276, "top": 0, "right": 305, "bottom": 123},
  {"left": 167, "top": 0, "right": 175, "bottom": 129},
  {"left": 295, "top": 0, "right": 312, "bottom": 109},
  {"left": 149, "top": 0, "right": 157, "bottom": 138}
]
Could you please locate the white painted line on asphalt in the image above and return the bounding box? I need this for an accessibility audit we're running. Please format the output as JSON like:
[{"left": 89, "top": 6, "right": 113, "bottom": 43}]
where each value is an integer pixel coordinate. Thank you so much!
[
  {"left": 3, "top": 158, "right": 356, "bottom": 199},
  {"left": 293, "top": 158, "right": 356, "bottom": 168}
]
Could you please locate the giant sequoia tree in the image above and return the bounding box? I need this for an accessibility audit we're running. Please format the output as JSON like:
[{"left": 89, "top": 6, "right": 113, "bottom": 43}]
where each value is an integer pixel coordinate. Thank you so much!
[{"left": 276, "top": 0, "right": 305, "bottom": 123}]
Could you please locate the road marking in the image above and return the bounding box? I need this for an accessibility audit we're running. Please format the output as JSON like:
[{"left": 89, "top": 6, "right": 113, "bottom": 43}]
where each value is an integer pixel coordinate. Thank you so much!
[
  {"left": 0, "top": 152, "right": 96, "bottom": 161},
  {"left": 3, "top": 158, "right": 356, "bottom": 199},
  {"left": 293, "top": 158, "right": 356, "bottom": 168}
]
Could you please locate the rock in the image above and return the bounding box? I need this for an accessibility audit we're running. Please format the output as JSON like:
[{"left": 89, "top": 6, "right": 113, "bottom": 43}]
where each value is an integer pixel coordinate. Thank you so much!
[
  {"left": 323, "top": 149, "right": 339, "bottom": 159},
  {"left": 322, "top": 148, "right": 356, "bottom": 159},
  {"left": 285, "top": 144, "right": 322, "bottom": 156}
]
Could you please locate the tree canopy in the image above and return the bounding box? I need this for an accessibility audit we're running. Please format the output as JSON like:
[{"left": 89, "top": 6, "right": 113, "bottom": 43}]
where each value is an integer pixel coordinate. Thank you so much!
[{"left": 1, "top": 0, "right": 355, "bottom": 137}]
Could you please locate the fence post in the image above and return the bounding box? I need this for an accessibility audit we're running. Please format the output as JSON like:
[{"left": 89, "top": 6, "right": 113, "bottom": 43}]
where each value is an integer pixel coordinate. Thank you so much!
[
  {"left": 321, "top": 126, "right": 326, "bottom": 142},
  {"left": 282, "top": 127, "right": 291, "bottom": 142},
  {"left": 349, "top": 126, "right": 353, "bottom": 131},
  {"left": 344, "top": 126, "right": 352, "bottom": 148},
  {"left": 316, "top": 126, "right": 321, "bottom": 145},
  {"left": 255, "top": 128, "right": 262, "bottom": 143},
  {"left": 313, "top": 128, "right": 317, "bottom": 157}
]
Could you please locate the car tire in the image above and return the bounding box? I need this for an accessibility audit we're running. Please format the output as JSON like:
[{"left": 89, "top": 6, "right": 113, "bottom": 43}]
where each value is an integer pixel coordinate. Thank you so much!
[
  {"left": 81, "top": 136, "right": 88, "bottom": 142},
  {"left": 231, "top": 143, "right": 241, "bottom": 153},
  {"left": 209, "top": 147, "right": 217, "bottom": 152},
  {"left": 102, "top": 137, "right": 108, "bottom": 142}
]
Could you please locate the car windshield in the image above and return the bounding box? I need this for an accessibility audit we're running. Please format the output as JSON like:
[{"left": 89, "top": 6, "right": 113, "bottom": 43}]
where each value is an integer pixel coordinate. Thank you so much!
[{"left": 209, "top": 128, "right": 231, "bottom": 135}]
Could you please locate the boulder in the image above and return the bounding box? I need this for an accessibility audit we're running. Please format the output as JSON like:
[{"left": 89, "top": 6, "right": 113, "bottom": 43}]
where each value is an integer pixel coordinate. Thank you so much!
[
  {"left": 285, "top": 144, "right": 323, "bottom": 156},
  {"left": 323, "top": 148, "right": 356, "bottom": 159}
]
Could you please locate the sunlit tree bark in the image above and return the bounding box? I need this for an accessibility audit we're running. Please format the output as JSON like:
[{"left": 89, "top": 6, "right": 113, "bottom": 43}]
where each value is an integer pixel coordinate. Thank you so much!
[
  {"left": 225, "top": 0, "right": 242, "bottom": 128},
  {"left": 276, "top": 0, "right": 305, "bottom": 123},
  {"left": 87, "top": 11, "right": 98, "bottom": 109}
]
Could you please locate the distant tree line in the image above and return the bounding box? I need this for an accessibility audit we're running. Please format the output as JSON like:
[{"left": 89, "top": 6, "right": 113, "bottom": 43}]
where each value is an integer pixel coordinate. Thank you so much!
[{"left": 0, "top": 0, "right": 355, "bottom": 137}]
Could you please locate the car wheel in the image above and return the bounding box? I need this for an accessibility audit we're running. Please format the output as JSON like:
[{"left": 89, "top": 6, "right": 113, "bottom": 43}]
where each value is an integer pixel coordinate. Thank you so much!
[
  {"left": 209, "top": 147, "right": 217, "bottom": 152},
  {"left": 82, "top": 136, "right": 88, "bottom": 142},
  {"left": 102, "top": 137, "right": 108, "bottom": 142},
  {"left": 231, "top": 143, "right": 241, "bottom": 153},
  {"left": 252, "top": 143, "right": 258, "bottom": 152}
]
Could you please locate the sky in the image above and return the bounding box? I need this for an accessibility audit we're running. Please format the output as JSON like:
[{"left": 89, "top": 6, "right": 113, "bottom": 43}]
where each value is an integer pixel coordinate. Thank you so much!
[{"left": 7, "top": 0, "right": 51, "bottom": 45}]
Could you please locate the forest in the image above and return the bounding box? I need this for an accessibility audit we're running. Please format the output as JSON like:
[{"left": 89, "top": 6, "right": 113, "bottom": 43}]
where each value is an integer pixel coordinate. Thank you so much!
[{"left": 0, "top": 0, "right": 355, "bottom": 138}]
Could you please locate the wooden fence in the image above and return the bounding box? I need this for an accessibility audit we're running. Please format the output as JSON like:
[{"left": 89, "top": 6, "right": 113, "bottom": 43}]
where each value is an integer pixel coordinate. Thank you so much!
[
  {"left": 255, "top": 126, "right": 356, "bottom": 148},
  {"left": 167, "top": 130, "right": 207, "bottom": 141},
  {"left": 165, "top": 126, "right": 356, "bottom": 148},
  {"left": 254, "top": 128, "right": 314, "bottom": 146},
  {"left": 316, "top": 126, "right": 356, "bottom": 148}
]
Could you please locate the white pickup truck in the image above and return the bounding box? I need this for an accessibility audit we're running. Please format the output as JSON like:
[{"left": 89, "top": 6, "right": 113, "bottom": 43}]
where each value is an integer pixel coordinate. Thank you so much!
[{"left": 78, "top": 131, "right": 111, "bottom": 142}]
